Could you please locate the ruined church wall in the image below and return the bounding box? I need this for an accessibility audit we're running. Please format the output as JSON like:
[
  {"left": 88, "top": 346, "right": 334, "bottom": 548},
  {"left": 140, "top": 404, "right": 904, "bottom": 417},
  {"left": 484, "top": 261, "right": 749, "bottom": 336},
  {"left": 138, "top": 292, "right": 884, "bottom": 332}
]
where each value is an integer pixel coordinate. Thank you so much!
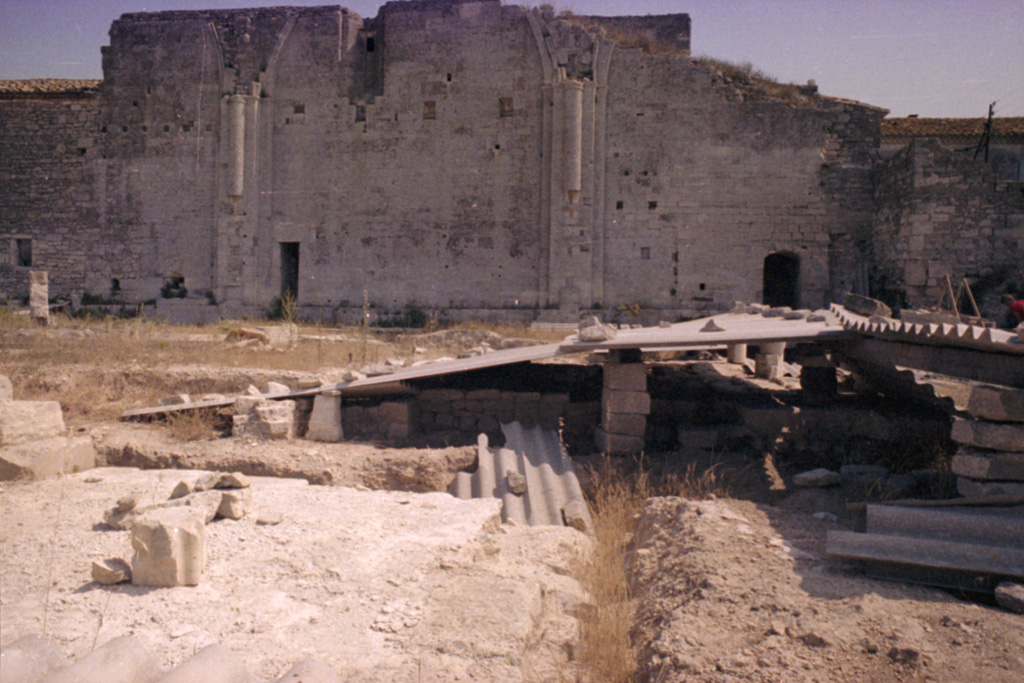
[
  {"left": 872, "top": 139, "right": 1024, "bottom": 307},
  {"left": 258, "top": 1, "right": 546, "bottom": 313},
  {"left": 600, "top": 51, "right": 879, "bottom": 314},
  {"left": 0, "top": 95, "right": 100, "bottom": 300},
  {"left": 96, "top": 13, "right": 227, "bottom": 302}
]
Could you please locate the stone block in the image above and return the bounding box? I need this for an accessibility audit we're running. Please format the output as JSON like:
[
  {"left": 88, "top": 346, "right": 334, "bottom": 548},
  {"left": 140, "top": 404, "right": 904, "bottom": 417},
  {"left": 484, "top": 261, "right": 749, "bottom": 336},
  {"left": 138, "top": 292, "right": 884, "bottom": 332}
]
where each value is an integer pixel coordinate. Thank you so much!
[
  {"left": 44, "top": 635, "right": 162, "bottom": 683},
  {"left": 793, "top": 468, "right": 840, "bottom": 487},
  {"left": 0, "top": 374, "right": 12, "bottom": 402},
  {"left": 0, "top": 400, "right": 65, "bottom": 446},
  {"left": 603, "top": 389, "right": 651, "bottom": 416},
  {"left": 131, "top": 508, "right": 206, "bottom": 587},
  {"left": 952, "top": 450, "right": 1024, "bottom": 481},
  {"left": 234, "top": 396, "right": 263, "bottom": 415},
  {"left": 29, "top": 270, "right": 49, "bottom": 325},
  {"left": 965, "top": 385, "right": 1024, "bottom": 423},
  {"left": 604, "top": 413, "right": 647, "bottom": 437},
  {"left": 0, "top": 634, "right": 71, "bottom": 682},
  {"left": 842, "top": 292, "right": 892, "bottom": 318},
  {"left": 603, "top": 363, "right": 648, "bottom": 392},
  {"left": 153, "top": 644, "right": 251, "bottom": 683},
  {"left": 272, "top": 660, "right": 343, "bottom": 683},
  {"left": 957, "top": 477, "right": 1024, "bottom": 498},
  {"left": 0, "top": 435, "right": 96, "bottom": 481},
  {"left": 263, "top": 381, "right": 290, "bottom": 394},
  {"left": 306, "top": 392, "right": 343, "bottom": 442},
  {"left": 755, "top": 354, "right": 783, "bottom": 381},
  {"left": 466, "top": 389, "right": 501, "bottom": 401},
  {"left": 578, "top": 316, "right": 617, "bottom": 341},
  {"left": 260, "top": 418, "right": 294, "bottom": 440},
  {"left": 420, "top": 389, "right": 464, "bottom": 401},
  {"left": 995, "top": 583, "right": 1024, "bottom": 614},
  {"left": 478, "top": 414, "right": 500, "bottom": 434},
  {"left": 378, "top": 401, "right": 414, "bottom": 424},
  {"left": 92, "top": 558, "right": 131, "bottom": 585},
  {"left": 595, "top": 428, "right": 644, "bottom": 454},
  {"left": 951, "top": 418, "right": 1024, "bottom": 452}
]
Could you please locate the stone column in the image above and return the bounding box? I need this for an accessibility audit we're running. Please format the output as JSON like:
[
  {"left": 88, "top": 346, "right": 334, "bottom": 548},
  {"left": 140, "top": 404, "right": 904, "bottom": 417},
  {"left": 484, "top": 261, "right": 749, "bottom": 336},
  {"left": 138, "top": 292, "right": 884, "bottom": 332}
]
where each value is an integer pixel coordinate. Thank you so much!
[
  {"left": 28, "top": 271, "right": 48, "bottom": 326},
  {"left": 727, "top": 343, "right": 747, "bottom": 364},
  {"left": 596, "top": 353, "right": 649, "bottom": 454},
  {"left": 226, "top": 94, "right": 246, "bottom": 201},
  {"left": 562, "top": 79, "right": 583, "bottom": 198}
]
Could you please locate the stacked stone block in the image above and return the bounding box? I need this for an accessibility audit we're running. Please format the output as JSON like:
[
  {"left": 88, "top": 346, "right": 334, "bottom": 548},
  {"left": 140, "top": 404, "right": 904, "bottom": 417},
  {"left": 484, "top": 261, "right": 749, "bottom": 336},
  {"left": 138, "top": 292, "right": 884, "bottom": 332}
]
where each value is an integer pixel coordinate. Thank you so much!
[
  {"left": 232, "top": 396, "right": 295, "bottom": 440},
  {"left": 415, "top": 389, "right": 570, "bottom": 438},
  {"left": 597, "top": 361, "right": 650, "bottom": 454},
  {"left": 343, "top": 401, "right": 418, "bottom": 442},
  {"left": 951, "top": 412, "right": 1024, "bottom": 498}
]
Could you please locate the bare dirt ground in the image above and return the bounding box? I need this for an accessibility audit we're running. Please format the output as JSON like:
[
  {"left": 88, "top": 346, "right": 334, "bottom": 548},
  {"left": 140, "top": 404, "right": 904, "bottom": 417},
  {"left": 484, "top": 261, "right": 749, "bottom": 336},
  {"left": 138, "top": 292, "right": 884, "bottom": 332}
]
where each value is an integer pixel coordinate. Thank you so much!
[
  {"left": 2, "top": 319, "right": 1023, "bottom": 681},
  {"left": 632, "top": 495, "right": 1024, "bottom": 683}
]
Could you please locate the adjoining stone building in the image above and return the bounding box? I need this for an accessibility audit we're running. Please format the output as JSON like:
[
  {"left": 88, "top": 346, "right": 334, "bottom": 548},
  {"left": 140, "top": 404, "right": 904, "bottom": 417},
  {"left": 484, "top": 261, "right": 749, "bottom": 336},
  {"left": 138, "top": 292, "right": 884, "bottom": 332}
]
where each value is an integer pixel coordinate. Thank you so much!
[{"left": 1, "top": 0, "right": 1022, "bottom": 322}]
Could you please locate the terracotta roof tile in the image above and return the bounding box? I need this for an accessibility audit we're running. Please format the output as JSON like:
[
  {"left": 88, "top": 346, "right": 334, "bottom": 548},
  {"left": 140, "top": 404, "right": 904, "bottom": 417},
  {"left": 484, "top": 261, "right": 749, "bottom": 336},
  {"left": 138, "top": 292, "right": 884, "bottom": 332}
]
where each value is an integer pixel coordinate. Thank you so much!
[{"left": 882, "top": 116, "right": 1024, "bottom": 141}]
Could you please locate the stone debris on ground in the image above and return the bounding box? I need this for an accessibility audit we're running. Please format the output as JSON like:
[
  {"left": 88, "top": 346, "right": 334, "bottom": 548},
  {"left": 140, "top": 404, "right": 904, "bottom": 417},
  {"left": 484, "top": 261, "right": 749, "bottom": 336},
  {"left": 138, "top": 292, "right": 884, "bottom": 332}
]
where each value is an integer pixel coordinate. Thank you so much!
[
  {"left": 793, "top": 467, "right": 841, "bottom": 487},
  {"left": 131, "top": 506, "right": 207, "bottom": 587},
  {"left": 2, "top": 468, "right": 584, "bottom": 681},
  {"left": 0, "top": 376, "right": 97, "bottom": 481},
  {"left": 995, "top": 582, "right": 1024, "bottom": 614},
  {"left": 576, "top": 315, "right": 617, "bottom": 342},
  {"left": 91, "top": 557, "right": 132, "bottom": 585}
]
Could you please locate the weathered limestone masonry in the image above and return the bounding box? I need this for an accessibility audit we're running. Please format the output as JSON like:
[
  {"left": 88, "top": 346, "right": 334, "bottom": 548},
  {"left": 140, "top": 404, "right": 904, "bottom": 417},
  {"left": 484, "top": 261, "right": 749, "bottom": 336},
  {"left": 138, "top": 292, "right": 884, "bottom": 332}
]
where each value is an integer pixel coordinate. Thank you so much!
[
  {"left": 2, "top": 0, "right": 894, "bottom": 320},
  {"left": 0, "top": 82, "right": 101, "bottom": 300},
  {"left": 873, "top": 139, "right": 1024, "bottom": 306}
]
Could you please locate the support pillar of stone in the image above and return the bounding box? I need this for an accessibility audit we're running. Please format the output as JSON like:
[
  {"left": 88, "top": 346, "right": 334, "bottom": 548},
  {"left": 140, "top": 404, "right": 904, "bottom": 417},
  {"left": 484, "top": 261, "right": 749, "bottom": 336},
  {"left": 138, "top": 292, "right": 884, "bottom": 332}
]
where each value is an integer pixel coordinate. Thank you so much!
[
  {"left": 727, "top": 343, "right": 747, "bottom": 364},
  {"left": 28, "top": 271, "right": 48, "bottom": 326},
  {"left": 755, "top": 341, "right": 787, "bottom": 380},
  {"left": 597, "top": 351, "right": 649, "bottom": 454},
  {"left": 306, "top": 391, "right": 343, "bottom": 442}
]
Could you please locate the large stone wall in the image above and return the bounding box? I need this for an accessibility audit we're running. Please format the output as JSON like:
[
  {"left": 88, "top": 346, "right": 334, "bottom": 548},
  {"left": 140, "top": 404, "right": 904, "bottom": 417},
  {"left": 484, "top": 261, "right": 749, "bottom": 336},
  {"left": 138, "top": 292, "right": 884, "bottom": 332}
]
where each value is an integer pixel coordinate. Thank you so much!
[
  {"left": 0, "top": 91, "right": 100, "bottom": 300},
  {"left": 9, "top": 0, "right": 1012, "bottom": 323},
  {"left": 873, "top": 139, "right": 1024, "bottom": 308}
]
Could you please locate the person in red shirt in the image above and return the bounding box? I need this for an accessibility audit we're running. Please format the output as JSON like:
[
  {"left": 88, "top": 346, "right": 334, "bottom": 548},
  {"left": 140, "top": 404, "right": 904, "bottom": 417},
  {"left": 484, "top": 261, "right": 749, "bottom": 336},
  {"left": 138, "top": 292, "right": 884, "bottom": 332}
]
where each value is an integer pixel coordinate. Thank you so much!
[{"left": 1001, "top": 294, "right": 1024, "bottom": 323}]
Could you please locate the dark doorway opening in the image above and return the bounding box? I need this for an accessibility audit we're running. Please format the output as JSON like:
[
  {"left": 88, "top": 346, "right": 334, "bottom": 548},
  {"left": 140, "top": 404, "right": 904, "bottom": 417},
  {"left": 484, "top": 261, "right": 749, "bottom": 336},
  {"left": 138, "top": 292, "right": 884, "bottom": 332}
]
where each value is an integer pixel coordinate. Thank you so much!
[
  {"left": 763, "top": 252, "right": 800, "bottom": 308},
  {"left": 280, "top": 242, "right": 299, "bottom": 299}
]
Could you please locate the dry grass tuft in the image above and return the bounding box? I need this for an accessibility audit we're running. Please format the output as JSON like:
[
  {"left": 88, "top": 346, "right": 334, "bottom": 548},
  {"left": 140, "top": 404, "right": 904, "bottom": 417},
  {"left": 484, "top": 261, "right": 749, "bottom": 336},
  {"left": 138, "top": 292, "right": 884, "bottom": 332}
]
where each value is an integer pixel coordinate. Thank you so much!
[
  {"left": 164, "top": 408, "right": 226, "bottom": 442},
  {"left": 694, "top": 56, "right": 810, "bottom": 106},
  {"left": 573, "top": 455, "right": 734, "bottom": 682},
  {"left": 574, "top": 459, "right": 647, "bottom": 683}
]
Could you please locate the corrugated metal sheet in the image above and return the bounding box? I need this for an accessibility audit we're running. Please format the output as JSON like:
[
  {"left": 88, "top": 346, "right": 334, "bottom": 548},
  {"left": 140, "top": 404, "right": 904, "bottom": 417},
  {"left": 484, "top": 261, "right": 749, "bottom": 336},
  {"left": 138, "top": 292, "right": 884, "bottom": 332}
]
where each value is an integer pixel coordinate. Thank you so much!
[{"left": 450, "top": 423, "right": 590, "bottom": 530}]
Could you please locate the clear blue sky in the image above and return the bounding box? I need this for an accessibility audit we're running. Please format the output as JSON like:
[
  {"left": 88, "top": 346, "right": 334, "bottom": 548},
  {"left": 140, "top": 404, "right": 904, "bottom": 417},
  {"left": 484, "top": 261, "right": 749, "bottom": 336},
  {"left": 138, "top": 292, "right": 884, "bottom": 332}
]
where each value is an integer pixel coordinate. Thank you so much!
[{"left": 1, "top": 0, "right": 1021, "bottom": 118}]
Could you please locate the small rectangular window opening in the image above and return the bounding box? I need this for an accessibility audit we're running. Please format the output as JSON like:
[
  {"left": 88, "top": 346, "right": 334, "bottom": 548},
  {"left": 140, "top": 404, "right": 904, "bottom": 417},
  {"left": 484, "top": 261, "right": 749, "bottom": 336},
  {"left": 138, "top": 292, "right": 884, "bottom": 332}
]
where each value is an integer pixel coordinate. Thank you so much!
[
  {"left": 16, "top": 239, "right": 32, "bottom": 267},
  {"left": 499, "top": 97, "right": 514, "bottom": 118},
  {"left": 699, "top": 283, "right": 706, "bottom": 291},
  {"left": 640, "top": 247, "right": 650, "bottom": 260},
  {"left": 615, "top": 201, "right": 624, "bottom": 210},
  {"left": 365, "top": 36, "right": 375, "bottom": 52},
  {"left": 648, "top": 201, "right": 658, "bottom": 210},
  {"left": 293, "top": 104, "right": 305, "bottom": 114},
  {"left": 423, "top": 101, "right": 436, "bottom": 120},
  {"left": 446, "top": 73, "right": 453, "bottom": 82},
  {"left": 354, "top": 105, "right": 366, "bottom": 123}
]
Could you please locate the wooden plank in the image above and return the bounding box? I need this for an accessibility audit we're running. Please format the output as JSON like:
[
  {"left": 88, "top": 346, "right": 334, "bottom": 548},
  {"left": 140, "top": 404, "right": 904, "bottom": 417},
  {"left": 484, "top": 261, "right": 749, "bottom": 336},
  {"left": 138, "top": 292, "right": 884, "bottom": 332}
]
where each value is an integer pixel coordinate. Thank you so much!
[
  {"left": 866, "top": 504, "right": 1024, "bottom": 548},
  {"left": 825, "top": 530, "right": 1024, "bottom": 579}
]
